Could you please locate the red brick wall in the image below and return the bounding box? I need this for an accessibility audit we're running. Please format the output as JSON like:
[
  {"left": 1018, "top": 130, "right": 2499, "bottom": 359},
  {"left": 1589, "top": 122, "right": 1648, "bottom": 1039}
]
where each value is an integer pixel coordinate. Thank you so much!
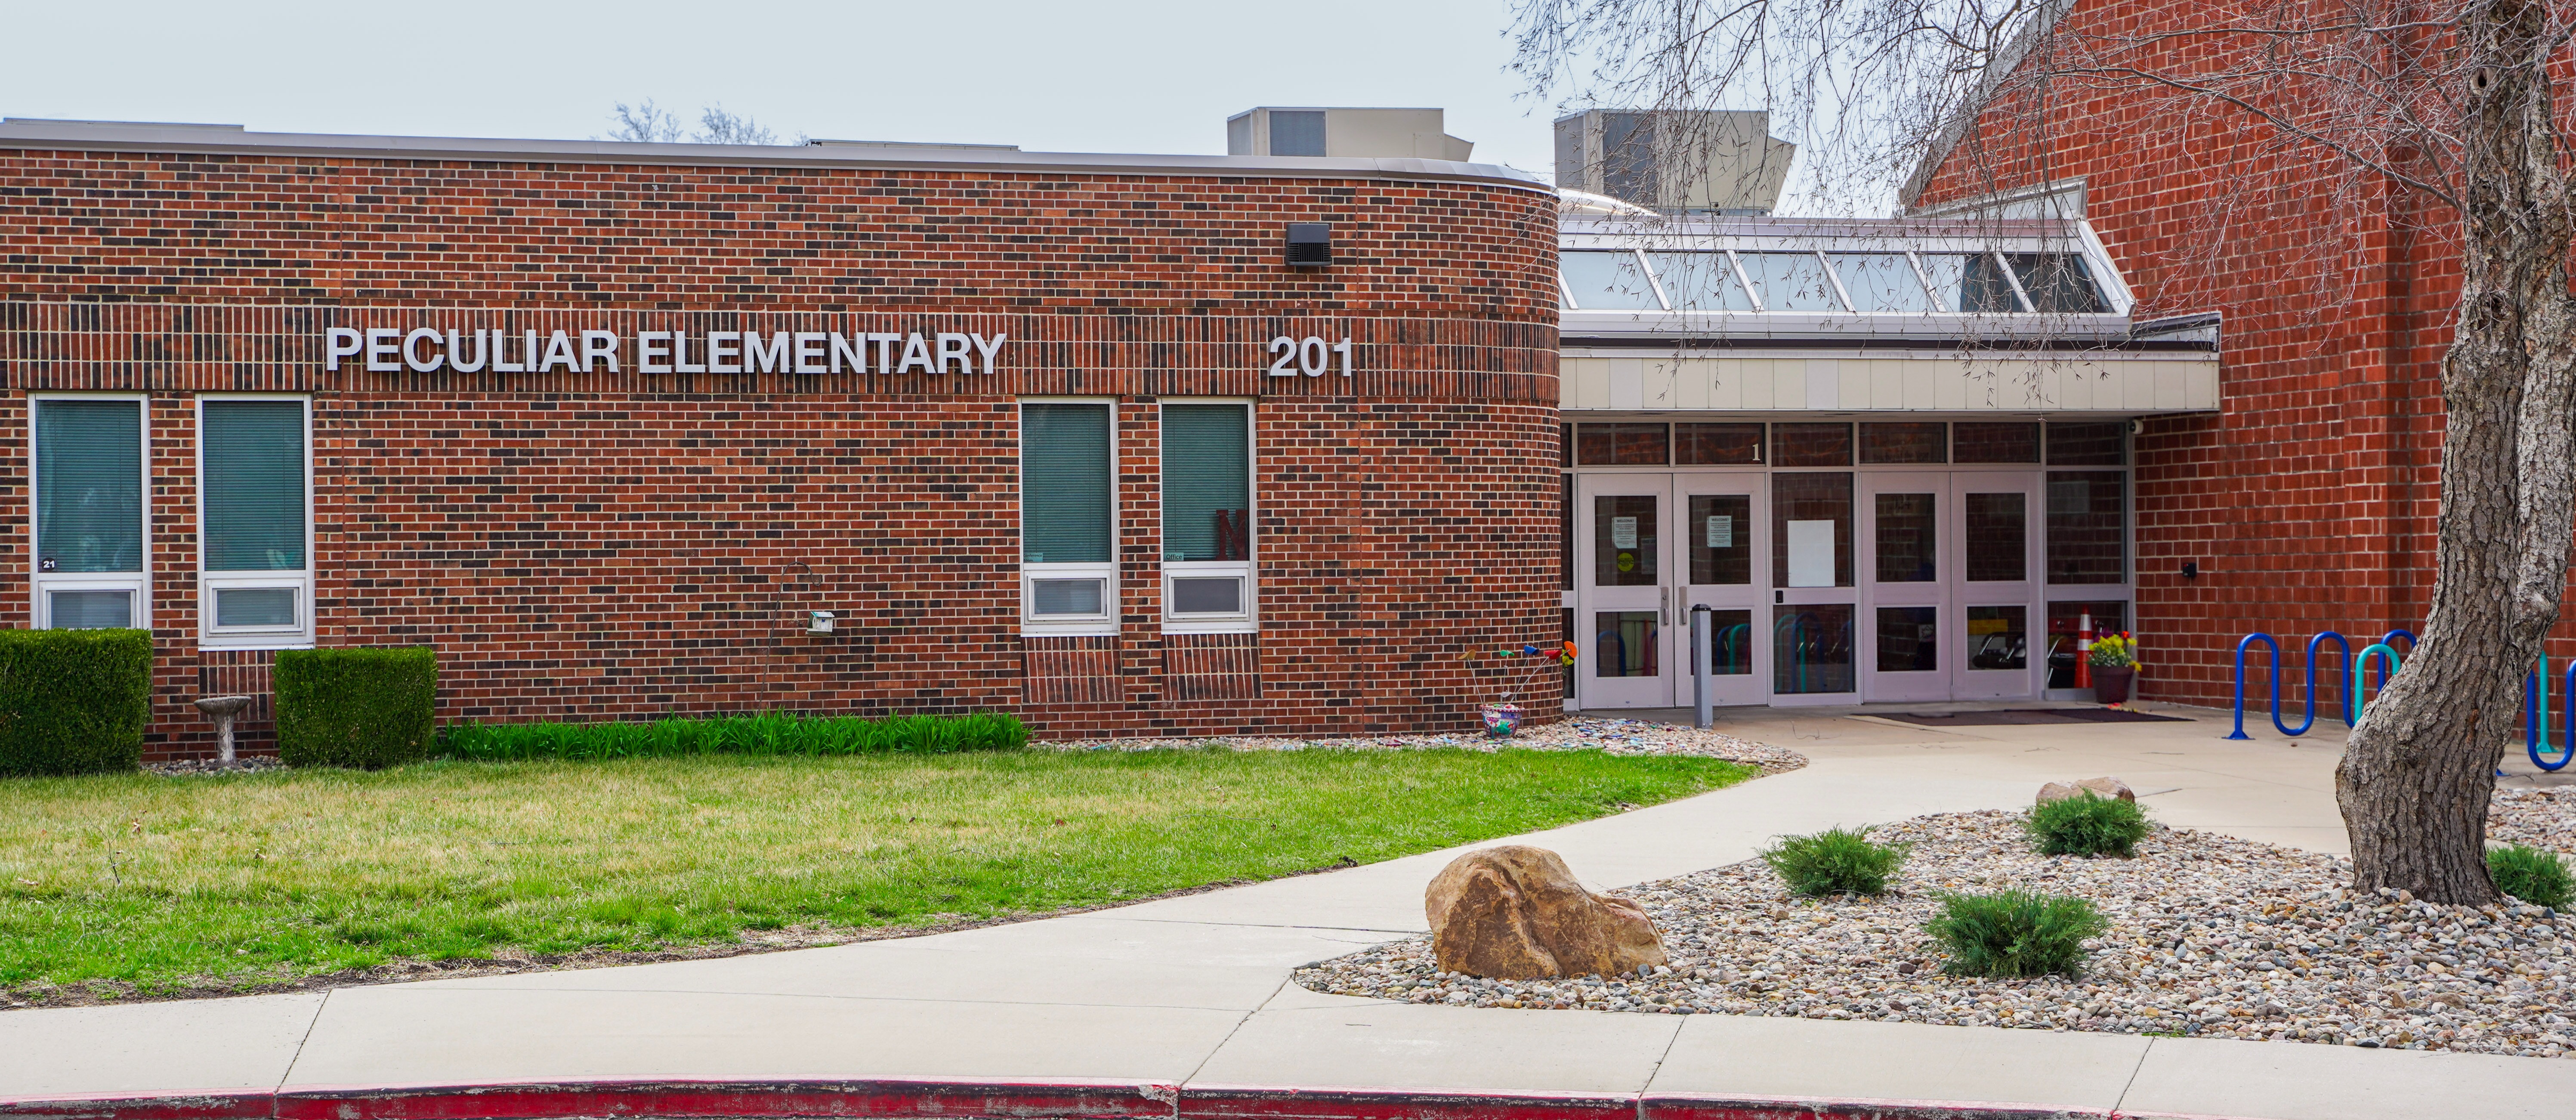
[
  {"left": 1909, "top": 4, "right": 2576, "bottom": 715},
  {"left": 0, "top": 147, "right": 1563, "bottom": 756}
]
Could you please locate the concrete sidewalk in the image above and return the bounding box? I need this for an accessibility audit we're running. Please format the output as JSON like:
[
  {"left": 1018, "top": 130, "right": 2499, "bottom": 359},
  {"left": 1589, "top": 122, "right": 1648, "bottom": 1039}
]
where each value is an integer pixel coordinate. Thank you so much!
[{"left": 7, "top": 704, "right": 2572, "bottom": 1120}]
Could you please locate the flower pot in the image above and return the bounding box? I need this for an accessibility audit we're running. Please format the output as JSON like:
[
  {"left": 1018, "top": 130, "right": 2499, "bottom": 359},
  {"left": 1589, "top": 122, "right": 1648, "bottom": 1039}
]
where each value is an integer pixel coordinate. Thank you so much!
[
  {"left": 1480, "top": 702, "right": 1524, "bottom": 738},
  {"left": 2091, "top": 666, "right": 2136, "bottom": 706}
]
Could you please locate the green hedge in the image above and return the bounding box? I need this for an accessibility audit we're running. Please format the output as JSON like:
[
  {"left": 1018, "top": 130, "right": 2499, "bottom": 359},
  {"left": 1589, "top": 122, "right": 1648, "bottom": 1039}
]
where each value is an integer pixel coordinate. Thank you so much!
[
  {"left": 442, "top": 710, "right": 1028, "bottom": 761},
  {"left": 0, "top": 628, "right": 152, "bottom": 776},
  {"left": 275, "top": 647, "right": 439, "bottom": 769}
]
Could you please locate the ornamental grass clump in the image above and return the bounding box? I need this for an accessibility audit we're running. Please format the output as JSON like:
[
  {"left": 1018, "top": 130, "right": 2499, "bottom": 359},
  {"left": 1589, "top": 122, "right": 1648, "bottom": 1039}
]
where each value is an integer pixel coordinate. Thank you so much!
[
  {"left": 1760, "top": 825, "right": 1911, "bottom": 896},
  {"left": 1923, "top": 889, "right": 2107, "bottom": 978},
  {"left": 2026, "top": 791, "right": 2153, "bottom": 857},
  {"left": 2488, "top": 843, "right": 2574, "bottom": 910}
]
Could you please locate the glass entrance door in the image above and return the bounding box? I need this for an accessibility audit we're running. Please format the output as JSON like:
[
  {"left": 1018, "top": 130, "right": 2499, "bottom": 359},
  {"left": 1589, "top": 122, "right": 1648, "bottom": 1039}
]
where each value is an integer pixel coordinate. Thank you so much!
[
  {"left": 1770, "top": 471, "right": 1857, "bottom": 705},
  {"left": 1576, "top": 473, "right": 1672, "bottom": 709},
  {"left": 1677, "top": 473, "right": 1764, "bottom": 705},
  {"left": 1955, "top": 473, "right": 2041, "bottom": 699},
  {"left": 1861, "top": 474, "right": 1949, "bottom": 702}
]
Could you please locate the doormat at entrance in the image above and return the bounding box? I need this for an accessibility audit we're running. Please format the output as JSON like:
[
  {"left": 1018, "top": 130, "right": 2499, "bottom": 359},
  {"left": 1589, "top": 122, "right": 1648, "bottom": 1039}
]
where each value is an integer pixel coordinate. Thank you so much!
[{"left": 1881, "top": 708, "right": 2191, "bottom": 727}]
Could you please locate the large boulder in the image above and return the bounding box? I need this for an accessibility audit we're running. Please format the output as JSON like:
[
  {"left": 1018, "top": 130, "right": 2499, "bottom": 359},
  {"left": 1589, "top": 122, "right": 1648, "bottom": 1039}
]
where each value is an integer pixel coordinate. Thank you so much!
[
  {"left": 2037, "top": 777, "right": 2136, "bottom": 807},
  {"left": 1424, "top": 845, "right": 1667, "bottom": 979}
]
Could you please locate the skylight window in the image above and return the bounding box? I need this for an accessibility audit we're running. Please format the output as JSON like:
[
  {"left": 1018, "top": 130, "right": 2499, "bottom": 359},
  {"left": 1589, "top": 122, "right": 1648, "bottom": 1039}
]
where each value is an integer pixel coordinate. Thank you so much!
[
  {"left": 1828, "top": 253, "right": 1936, "bottom": 312},
  {"left": 1736, "top": 252, "right": 1845, "bottom": 312},
  {"left": 1916, "top": 253, "right": 2026, "bottom": 312},
  {"left": 1643, "top": 252, "right": 1755, "bottom": 311},
  {"left": 1560, "top": 250, "right": 1664, "bottom": 310},
  {"left": 2006, "top": 253, "right": 2109, "bottom": 313}
]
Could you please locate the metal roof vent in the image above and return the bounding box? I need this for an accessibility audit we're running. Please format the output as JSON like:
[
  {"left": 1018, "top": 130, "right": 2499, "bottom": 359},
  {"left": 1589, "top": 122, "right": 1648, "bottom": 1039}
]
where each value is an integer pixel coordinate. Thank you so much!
[{"left": 1285, "top": 223, "right": 1332, "bottom": 266}]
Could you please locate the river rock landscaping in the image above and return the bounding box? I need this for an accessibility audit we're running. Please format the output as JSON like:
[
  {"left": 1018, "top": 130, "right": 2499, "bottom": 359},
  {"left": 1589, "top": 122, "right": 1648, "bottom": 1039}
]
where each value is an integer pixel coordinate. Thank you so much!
[
  {"left": 1055, "top": 717, "right": 1807, "bottom": 773},
  {"left": 1297, "top": 806, "right": 2576, "bottom": 1058}
]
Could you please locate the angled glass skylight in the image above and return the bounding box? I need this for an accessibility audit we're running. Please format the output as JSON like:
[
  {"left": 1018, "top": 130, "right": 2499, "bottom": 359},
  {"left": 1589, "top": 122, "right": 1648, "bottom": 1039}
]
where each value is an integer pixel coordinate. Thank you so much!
[
  {"left": 1561, "top": 250, "right": 1664, "bottom": 310},
  {"left": 1644, "top": 251, "right": 1756, "bottom": 311}
]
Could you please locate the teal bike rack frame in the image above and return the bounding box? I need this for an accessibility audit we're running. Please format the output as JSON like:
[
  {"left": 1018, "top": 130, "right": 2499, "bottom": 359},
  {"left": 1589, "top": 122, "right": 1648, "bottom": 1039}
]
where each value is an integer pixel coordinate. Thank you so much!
[
  {"left": 2351, "top": 643, "right": 2403, "bottom": 726},
  {"left": 2530, "top": 655, "right": 2574, "bottom": 772}
]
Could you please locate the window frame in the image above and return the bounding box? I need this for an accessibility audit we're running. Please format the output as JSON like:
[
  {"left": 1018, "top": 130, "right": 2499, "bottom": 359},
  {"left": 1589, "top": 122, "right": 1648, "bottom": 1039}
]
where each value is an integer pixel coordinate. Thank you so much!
[
  {"left": 1159, "top": 398, "right": 1258, "bottom": 634},
  {"left": 196, "top": 393, "right": 316, "bottom": 650},
  {"left": 1019, "top": 397, "right": 1119, "bottom": 636},
  {"left": 29, "top": 392, "right": 152, "bottom": 632}
]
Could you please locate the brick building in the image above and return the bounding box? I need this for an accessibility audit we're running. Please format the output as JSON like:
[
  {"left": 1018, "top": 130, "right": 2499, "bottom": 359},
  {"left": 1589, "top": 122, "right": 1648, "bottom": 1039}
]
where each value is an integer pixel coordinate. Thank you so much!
[
  {"left": 0, "top": 118, "right": 1561, "bottom": 758},
  {"left": 1893, "top": 3, "right": 2576, "bottom": 716}
]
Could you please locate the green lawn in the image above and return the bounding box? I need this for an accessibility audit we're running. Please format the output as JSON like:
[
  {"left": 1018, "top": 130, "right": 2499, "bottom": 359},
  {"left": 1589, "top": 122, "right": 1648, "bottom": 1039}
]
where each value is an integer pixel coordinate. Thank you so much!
[{"left": 0, "top": 746, "right": 1753, "bottom": 996}]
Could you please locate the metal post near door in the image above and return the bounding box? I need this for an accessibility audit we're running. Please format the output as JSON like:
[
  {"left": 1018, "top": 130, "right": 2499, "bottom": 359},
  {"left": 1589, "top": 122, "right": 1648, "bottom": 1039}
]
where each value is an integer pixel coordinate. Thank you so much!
[{"left": 1692, "top": 604, "right": 1714, "bottom": 729}]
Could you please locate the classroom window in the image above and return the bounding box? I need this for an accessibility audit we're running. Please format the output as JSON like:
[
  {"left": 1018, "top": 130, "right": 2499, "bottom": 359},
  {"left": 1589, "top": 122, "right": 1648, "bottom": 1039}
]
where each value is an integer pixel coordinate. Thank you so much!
[
  {"left": 1022, "top": 401, "right": 1116, "bottom": 632},
  {"left": 199, "top": 397, "right": 314, "bottom": 647},
  {"left": 1162, "top": 402, "right": 1254, "bottom": 628},
  {"left": 33, "top": 397, "right": 148, "bottom": 630}
]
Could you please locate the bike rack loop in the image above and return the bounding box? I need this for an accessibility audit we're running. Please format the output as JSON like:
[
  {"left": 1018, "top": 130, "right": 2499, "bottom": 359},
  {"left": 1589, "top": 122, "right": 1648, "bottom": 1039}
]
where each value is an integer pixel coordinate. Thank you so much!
[
  {"left": 2351, "top": 643, "right": 2403, "bottom": 727},
  {"left": 2228, "top": 633, "right": 2281, "bottom": 741},
  {"left": 2530, "top": 655, "right": 2575, "bottom": 773},
  {"left": 2275, "top": 631, "right": 2352, "bottom": 736}
]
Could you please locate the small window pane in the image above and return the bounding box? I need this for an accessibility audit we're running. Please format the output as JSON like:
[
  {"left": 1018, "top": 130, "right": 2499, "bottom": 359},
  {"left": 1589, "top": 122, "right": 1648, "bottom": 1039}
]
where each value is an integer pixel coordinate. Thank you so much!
[
  {"left": 1964, "top": 492, "right": 2028, "bottom": 582},
  {"left": 1162, "top": 404, "right": 1251, "bottom": 563},
  {"left": 1860, "top": 422, "right": 1947, "bottom": 464},
  {"left": 2006, "top": 253, "right": 2109, "bottom": 313},
  {"left": 1593, "top": 495, "right": 1659, "bottom": 587},
  {"left": 1771, "top": 423, "right": 1852, "bottom": 467},
  {"left": 35, "top": 399, "right": 143, "bottom": 574},
  {"left": 1829, "top": 254, "right": 1935, "bottom": 312},
  {"left": 1032, "top": 579, "right": 1105, "bottom": 616},
  {"left": 1689, "top": 494, "right": 1752, "bottom": 585},
  {"left": 1676, "top": 423, "right": 1763, "bottom": 465},
  {"left": 1171, "top": 578, "right": 1242, "bottom": 615},
  {"left": 216, "top": 587, "right": 297, "bottom": 627},
  {"left": 1022, "top": 403, "right": 1112, "bottom": 565},
  {"left": 2046, "top": 601, "right": 2128, "bottom": 689},
  {"left": 1594, "top": 611, "right": 1659, "bottom": 678},
  {"left": 1876, "top": 606, "right": 1939, "bottom": 672},
  {"left": 1774, "top": 603, "right": 1855, "bottom": 694},
  {"left": 204, "top": 400, "right": 308, "bottom": 572},
  {"left": 1576, "top": 423, "right": 1669, "bottom": 466},
  {"left": 1643, "top": 252, "right": 1754, "bottom": 312},
  {"left": 1738, "top": 252, "right": 1844, "bottom": 311},
  {"left": 1562, "top": 251, "right": 1664, "bottom": 310},
  {"left": 1954, "top": 422, "right": 2040, "bottom": 463},
  {"left": 2046, "top": 421, "right": 2127, "bottom": 465},
  {"left": 2046, "top": 471, "right": 2126, "bottom": 584},
  {"left": 1967, "top": 605, "right": 2029, "bottom": 670},
  {"left": 48, "top": 589, "right": 133, "bottom": 629},
  {"left": 1918, "top": 254, "right": 2024, "bottom": 312},
  {"left": 1773, "top": 472, "right": 1853, "bottom": 588},
  {"left": 1694, "top": 608, "right": 1754, "bottom": 676},
  {"left": 1874, "top": 493, "right": 1937, "bottom": 582},
  {"left": 1269, "top": 110, "right": 1325, "bottom": 157}
]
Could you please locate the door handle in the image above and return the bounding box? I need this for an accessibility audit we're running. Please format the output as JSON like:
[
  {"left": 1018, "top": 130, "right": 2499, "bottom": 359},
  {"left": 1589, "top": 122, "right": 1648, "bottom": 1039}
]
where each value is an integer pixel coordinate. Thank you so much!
[{"left": 1661, "top": 587, "right": 1671, "bottom": 627}]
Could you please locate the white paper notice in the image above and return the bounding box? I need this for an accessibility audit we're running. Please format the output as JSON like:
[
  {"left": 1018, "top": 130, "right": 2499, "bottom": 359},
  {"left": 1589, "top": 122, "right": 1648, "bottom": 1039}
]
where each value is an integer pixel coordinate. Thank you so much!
[
  {"left": 1611, "top": 517, "right": 1639, "bottom": 549},
  {"left": 1786, "top": 520, "right": 1837, "bottom": 587},
  {"left": 1707, "top": 515, "right": 1733, "bottom": 548}
]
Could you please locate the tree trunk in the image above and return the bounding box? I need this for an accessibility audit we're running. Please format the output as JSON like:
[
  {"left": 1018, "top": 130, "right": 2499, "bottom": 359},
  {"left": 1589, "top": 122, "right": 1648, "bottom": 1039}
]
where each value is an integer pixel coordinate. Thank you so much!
[{"left": 2336, "top": 0, "right": 2576, "bottom": 904}]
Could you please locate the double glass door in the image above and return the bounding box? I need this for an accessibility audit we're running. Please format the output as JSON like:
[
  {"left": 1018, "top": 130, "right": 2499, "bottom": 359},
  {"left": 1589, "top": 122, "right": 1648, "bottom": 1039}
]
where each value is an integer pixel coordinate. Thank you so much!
[{"left": 1572, "top": 470, "right": 2040, "bottom": 709}]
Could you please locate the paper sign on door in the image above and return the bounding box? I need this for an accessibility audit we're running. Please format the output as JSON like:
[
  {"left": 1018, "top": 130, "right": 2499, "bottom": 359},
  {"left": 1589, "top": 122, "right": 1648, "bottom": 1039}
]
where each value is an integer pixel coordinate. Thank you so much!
[
  {"left": 1786, "top": 520, "right": 1836, "bottom": 587},
  {"left": 1706, "top": 515, "right": 1733, "bottom": 548},
  {"left": 1611, "top": 517, "right": 1638, "bottom": 549}
]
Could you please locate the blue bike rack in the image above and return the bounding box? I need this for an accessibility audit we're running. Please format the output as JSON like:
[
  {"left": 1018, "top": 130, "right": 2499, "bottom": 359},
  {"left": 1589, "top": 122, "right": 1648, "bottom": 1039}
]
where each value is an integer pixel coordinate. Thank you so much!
[
  {"left": 2227, "top": 633, "right": 2282, "bottom": 740},
  {"left": 2531, "top": 656, "right": 2574, "bottom": 772},
  {"left": 2351, "top": 643, "right": 2402, "bottom": 726},
  {"left": 2231, "top": 628, "right": 2405, "bottom": 739}
]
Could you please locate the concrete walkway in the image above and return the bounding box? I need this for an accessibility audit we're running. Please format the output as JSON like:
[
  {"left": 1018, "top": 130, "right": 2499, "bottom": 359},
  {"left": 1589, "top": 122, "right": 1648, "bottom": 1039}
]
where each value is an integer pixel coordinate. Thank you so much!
[{"left": 8, "top": 704, "right": 2573, "bottom": 1120}]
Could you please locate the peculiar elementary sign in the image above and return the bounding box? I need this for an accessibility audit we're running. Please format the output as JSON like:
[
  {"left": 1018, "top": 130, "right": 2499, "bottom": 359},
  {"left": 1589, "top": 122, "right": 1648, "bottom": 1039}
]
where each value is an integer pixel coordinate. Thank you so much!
[{"left": 325, "top": 327, "right": 1009, "bottom": 375}]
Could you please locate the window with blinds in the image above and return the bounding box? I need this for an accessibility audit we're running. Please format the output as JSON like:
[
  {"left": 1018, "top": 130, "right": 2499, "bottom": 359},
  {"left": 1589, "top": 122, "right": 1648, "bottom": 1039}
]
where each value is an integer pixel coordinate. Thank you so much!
[
  {"left": 1160, "top": 402, "right": 1254, "bottom": 628},
  {"left": 34, "top": 398, "right": 147, "bottom": 630},
  {"left": 1021, "top": 401, "right": 1116, "bottom": 630},
  {"left": 199, "top": 397, "right": 313, "bottom": 644}
]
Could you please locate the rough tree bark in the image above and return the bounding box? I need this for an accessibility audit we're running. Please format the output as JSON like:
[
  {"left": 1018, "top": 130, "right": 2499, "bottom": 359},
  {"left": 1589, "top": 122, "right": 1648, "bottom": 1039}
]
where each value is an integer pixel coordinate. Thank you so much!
[{"left": 2336, "top": 0, "right": 2576, "bottom": 904}]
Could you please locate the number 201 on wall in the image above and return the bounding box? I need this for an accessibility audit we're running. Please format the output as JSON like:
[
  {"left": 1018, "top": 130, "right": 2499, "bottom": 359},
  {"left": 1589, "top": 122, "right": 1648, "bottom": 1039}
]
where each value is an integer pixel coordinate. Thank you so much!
[{"left": 1267, "top": 335, "right": 1354, "bottom": 377}]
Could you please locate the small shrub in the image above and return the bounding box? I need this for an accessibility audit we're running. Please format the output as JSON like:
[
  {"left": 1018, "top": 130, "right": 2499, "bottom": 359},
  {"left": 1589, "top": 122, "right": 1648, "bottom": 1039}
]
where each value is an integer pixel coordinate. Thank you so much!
[
  {"left": 0, "top": 628, "right": 152, "bottom": 776},
  {"left": 2027, "top": 791, "right": 2152, "bottom": 857},
  {"left": 1761, "top": 826, "right": 1911, "bottom": 895},
  {"left": 440, "top": 709, "right": 1028, "bottom": 761},
  {"left": 275, "top": 647, "right": 439, "bottom": 769},
  {"left": 2490, "top": 844, "right": 2574, "bottom": 910},
  {"left": 1924, "top": 889, "right": 2107, "bottom": 977}
]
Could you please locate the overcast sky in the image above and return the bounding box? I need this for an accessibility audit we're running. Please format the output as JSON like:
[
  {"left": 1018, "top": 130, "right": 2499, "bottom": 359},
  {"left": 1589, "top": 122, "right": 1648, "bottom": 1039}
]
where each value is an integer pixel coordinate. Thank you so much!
[{"left": 1, "top": 0, "right": 1567, "bottom": 177}]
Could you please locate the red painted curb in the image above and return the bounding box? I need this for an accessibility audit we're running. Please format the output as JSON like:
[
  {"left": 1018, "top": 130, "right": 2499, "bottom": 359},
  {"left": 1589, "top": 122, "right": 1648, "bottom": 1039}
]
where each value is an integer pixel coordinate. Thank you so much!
[{"left": 0, "top": 1080, "right": 2269, "bottom": 1120}]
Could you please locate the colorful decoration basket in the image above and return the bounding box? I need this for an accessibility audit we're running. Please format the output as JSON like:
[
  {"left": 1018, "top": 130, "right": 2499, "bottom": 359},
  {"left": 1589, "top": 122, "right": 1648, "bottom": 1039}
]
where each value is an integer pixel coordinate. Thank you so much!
[{"left": 1480, "top": 702, "right": 1524, "bottom": 738}]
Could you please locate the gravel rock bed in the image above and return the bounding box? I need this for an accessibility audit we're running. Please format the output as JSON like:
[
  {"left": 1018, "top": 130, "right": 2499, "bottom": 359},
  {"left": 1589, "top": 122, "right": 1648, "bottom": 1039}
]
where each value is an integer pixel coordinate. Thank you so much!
[
  {"left": 1295, "top": 812, "right": 2576, "bottom": 1057},
  {"left": 1050, "top": 717, "right": 1805, "bottom": 774},
  {"left": 2493, "top": 787, "right": 2576, "bottom": 854},
  {"left": 143, "top": 756, "right": 288, "bottom": 776}
]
